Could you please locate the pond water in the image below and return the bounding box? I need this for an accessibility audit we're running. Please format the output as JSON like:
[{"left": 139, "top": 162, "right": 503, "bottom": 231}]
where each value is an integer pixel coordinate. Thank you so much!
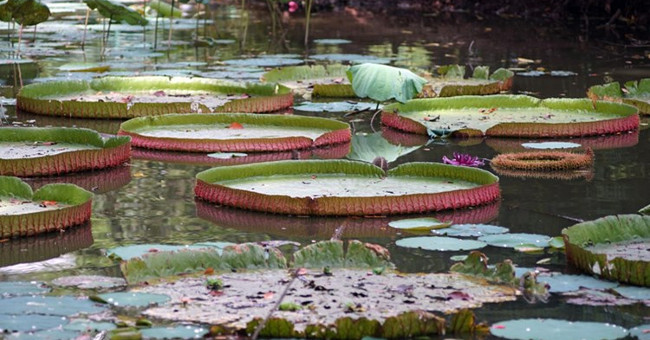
[{"left": 1, "top": 2, "right": 649, "bottom": 338}]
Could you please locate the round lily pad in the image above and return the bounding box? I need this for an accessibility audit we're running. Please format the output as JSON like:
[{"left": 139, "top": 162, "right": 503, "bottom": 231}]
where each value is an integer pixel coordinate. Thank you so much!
[
  {"left": 478, "top": 233, "right": 551, "bottom": 249},
  {"left": 140, "top": 325, "right": 208, "bottom": 339},
  {"left": 310, "top": 54, "right": 392, "bottom": 64},
  {"left": 0, "top": 314, "right": 69, "bottom": 332},
  {"left": 107, "top": 242, "right": 235, "bottom": 260},
  {"left": 0, "top": 176, "right": 93, "bottom": 238},
  {"left": 0, "top": 281, "right": 49, "bottom": 297},
  {"left": 521, "top": 142, "right": 582, "bottom": 149},
  {"left": 0, "top": 127, "right": 130, "bottom": 177},
  {"left": 0, "top": 295, "right": 106, "bottom": 316},
  {"left": 118, "top": 113, "right": 351, "bottom": 152},
  {"left": 433, "top": 224, "right": 509, "bottom": 237},
  {"left": 294, "top": 101, "right": 377, "bottom": 113},
  {"left": 630, "top": 324, "right": 650, "bottom": 340},
  {"left": 535, "top": 273, "right": 618, "bottom": 293},
  {"left": 17, "top": 76, "right": 293, "bottom": 118},
  {"left": 96, "top": 292, "right": 170, "bottom": 308},
  {"left": 63, "top": 319, "right": 117, "bottom": 332},
  {"left": 381, "top": 95, "right": 639, "bottom": 138},
  {"left": 490, "top": 318, "right": 628, "bottom": 340},
  {"left": 612, "top": 286, "right": 650, "bottom": 300},
  {"left": 195, "top": 160, "right": 500, "bottom": 216},
  {"left": 396, "top": 236, "right": 487, "bottom": 251},
  {"left": 50, "top": 275, "right": 127, "bottom": 290},
  {"left": 388, "top": 217, "right": 452, "bottom": 232},
  {"left": 261, "top": 64, "right": 353, "bottom": 98},
  {"left": 223, "top": 56, "right": 303, "bottom": 67}
]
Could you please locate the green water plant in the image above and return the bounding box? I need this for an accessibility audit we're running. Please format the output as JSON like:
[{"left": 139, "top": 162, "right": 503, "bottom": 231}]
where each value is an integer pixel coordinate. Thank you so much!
[
  {"left": 17, "top": 76, "right": 294, "bottom": 119},
  {"left": 381, "top": 95, "right": 639, "bottom": 138},
  {"left": 419, "top": 65, "right": 514, "bottom": 97},
  {"left": 261, "top": 64, "right": 354, "bottom": 98},
  {"left": 347, "top": 63, "right": 427, "bottom": 104},
  {"left": 0, "top": 176, "right": 93, "bottom": 238},
  {"left": 0, "top": 0, "right": 50, "bottom": 52},
  {"left": 588, "top": 78, "right": 650, "bottom": 114},
  {"left": 194, "top": 160, "right": 500, "bottom": 216},
  {"left": 82, "top": 0, "right": 147, "bottom": 48},
  {"left": 0, "top": 127, "right": 130, "bottom": 176}
]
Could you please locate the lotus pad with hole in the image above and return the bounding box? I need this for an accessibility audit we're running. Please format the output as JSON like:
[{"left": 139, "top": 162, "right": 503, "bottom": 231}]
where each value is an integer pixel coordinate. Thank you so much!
[
  {"left": 562, "top": 214, "right": 650, "bottom": 286},
  {"left": 0, "top": 176, "right": 92, "bottom": 238},
  {"left": 16, "top": 76, "right": 293, "bottom": 119},
  {"left": 0, "top": 127, "right": 130, "bottom": 176},
  {"left": 118, "top": 113, "right": 351, "bottom": 152},
  {"left": 381, "top": 95, "right": 639, "bottom": 138},
  {"left": 195, "top": 160, "right": 500, "bottom": 216}
]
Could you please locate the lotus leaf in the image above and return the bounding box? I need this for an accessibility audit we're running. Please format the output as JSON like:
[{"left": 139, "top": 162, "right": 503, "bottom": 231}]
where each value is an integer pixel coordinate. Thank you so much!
[
  {"left": 195, "top": 160, "right": 500, "bottom": 216},
  {"left": 0, "top": 176, "right": 93, "bottom": 238},
  {"left": 118, "top": 113, "right": 351, "bottom": 152},
  {"left": 478, "top": 233, "right": 552, "bottom": 249},
  {"left": 396, "top": 236, "right": 487, "bottom": 251},
  {"left": 96, "top": 292, "right": 170, "bottom": 308},
  {"left": 433, "top": 223, "right": 509, "bottom": 237},
  {"left": 562, "top": 214, "right": 650, "bottom": 286},
  {"left": 17, "top": 76, "right": 293, "bottom": 118},
  {"left": 381, "top": 95, "right": 639, "bottom": 138},
  {"left": 83, "top": 0, "right": 147, "bottom": 26},
  {"left": 490, "top": 318, "right": 628, "bottom": 340},
  {"left": 0, "top": 127, "right": 130, "bottom": 176},
  {"left": 347, "top": 63, "right": 427, "bottom": 103},
  {"left": 588, "top": 78, "right": 650, "bottom": 114}
]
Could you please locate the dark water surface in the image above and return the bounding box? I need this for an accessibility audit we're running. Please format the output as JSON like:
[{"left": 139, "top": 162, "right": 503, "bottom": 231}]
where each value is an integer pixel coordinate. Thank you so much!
[{"left": 1, "top": 2, "right": 649, "bottom": 336}]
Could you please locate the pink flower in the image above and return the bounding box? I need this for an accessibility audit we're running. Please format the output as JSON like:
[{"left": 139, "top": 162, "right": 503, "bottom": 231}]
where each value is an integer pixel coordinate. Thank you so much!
[
  {"left": 442, "top": 152, "right": 485, "bottom": 167},
  {"left": 288, "top": 1, "right": 298, "bottom": 12}
]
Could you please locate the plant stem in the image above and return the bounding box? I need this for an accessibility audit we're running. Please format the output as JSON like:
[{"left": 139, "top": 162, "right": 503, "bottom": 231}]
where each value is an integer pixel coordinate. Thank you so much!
[
  {"left": 81, "top": 9, "right": 90, "bottom": 50},
  {"left": 168, "top": 0, "right": 175, "bottom": 49},
  {"left": 304, "top": 0, "right": 313, "bottom": 46}
]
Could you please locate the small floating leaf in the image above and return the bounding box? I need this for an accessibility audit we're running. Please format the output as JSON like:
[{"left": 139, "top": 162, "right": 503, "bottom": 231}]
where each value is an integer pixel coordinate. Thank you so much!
[
  {"left": 0, "top": 281, "right": 49, "bottom": 297},
  {"left": 140, "top": 325, "right": 209, "bottom": 339},
  {"left": 490, "top": 318, "right": 628, "bottom": 340},
  {"left": 388, "top": 217, "right": 452, "bottom": 232},
  {"left": 97, "top": 292, "right": 170, "bottom": 308},
  {"left": 521, "top": 142, "right": 582, "bottom": 149},
  {"left": 629, "top": 324, "right": 650, "bottom": 340},
  {"left": 478, "top": 233, "right": 551, "bottom": 249},
  {"left": 535, "top": 273, "right": 618, "bottom": 293},
  {"left": 396, "top": 236, "right": 486, "bottom": 251},
  {"left": 433, "top": 224, "right": 509, "bottom": 237}
]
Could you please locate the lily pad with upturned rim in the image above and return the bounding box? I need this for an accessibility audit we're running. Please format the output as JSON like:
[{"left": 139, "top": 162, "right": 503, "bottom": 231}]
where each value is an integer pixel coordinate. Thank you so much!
[
  {"left": 195, "top": 160, "right": 500, "bottom": 216},
  {"left": 588, "top": 79, "right": 650, "bottom": 115},
  {"left": 419, "top": 65, "right": 514, "bottom": 98},
  {"left": 16, "top": 76, "right": 294, "bottom": 119},
  {"left": 562, "top": 214, "right": 650, "bottom": 286},
  {"left": 261, "top": 64, "right": 354, "bottom": 98},
  {"left": 0, "top": 176, "right": 93, "bottom": 238},
  {"left": 0, "top": 127, "right": 130, "bottom": 177},
  {"left": 381, "top": 95, "right": 639, "bottom": 138},
  {"left": 118, "top": 113, "right": 351, "bottom": 152}
]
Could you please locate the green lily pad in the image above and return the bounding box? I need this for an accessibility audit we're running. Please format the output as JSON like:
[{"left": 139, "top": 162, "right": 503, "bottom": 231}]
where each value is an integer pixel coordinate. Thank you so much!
[
  {"left": 140, "top": 325, "right": 209, "bottom": 339},
  {"left": 50, "top": 275, "right": 126, "bottom": 290},
  {"left": 118, "top": 113, "right": 351, "bottom": 152},
  {"left": 346, "top": 132, "right": 421, "bottom": 164},
  {"left": 0, "top": 281, "right": 49, "bottom": 297},
  {"left": 433, "top": 224, "right": 509, "bottom": 237},
  {"left": 17, "top": 76, "right": 293, "bottom": 118},
  {"left": 562, "top": 214, "right": 650, "bottom": 286},
  {"left": 0, "top": 127, "right": 130, "bottom": 177},
  {"left": 96, "top": 292, "right": 170, "bottom": 308},
  {"left": 0, "top": 295, "right": 106, "bottom": 316},
  {"left": 310, "top": 54, "right": 392, "bottom": 64},
  {"left": 294, "top": 101, "right": 377, "bottom": 112},
  {"left": 0, "top": 176, "right": 93, "bottom": 238},
  {"left": 9, "top": 328, "right": 82, "bottom": 339},
  {"left": 381, "top": 95, "right": 639, "bottom": 138},
  {"left": 0, "top": 314, "right": 69, "bottom": 332},
  {"left": 535, "top": 273, "right": 618, "bottom": 293},
  {"left": 261, "top": 64, "right": 353, "bottom": 98},
  {"left": 313, "top": 39, "right": 351, "bottom": 44},
  {"left": 419, "top": 65, "right": 514, "bottom": 98},
  {"left": 223, "top": 57, "right": 303, "bottom": 67},
  {"left": 630, "top": 324, "right": 650, "bottom": 340},
  {"left": 588, "top": 79, "right": 650, "bottom": 114},
  {"left": 195, "top": 160, "right": 500, "bottom": 216},
  {"left": 396, "top": 236, "right": 487, "bottom": 251},
  {"left": 478, "top": 233, "right": 551, "bottom": 249},
  {"left": 388, "top": 217, "right": 452, "bottom": 232},
  {"left": 612, "top": 286, "right": 650, "bottom": 300},
  {"left": 59, "top": 62, "right": 110, "bottom": 73},
  {"left": 521, "top": 142, "right": 582, "bottom": 149},
  {"left": 293, "top": 240, "right": 392, "bottom": 268},
  {"left": 84, "top": 0, "right": 147, "bottom": 26},
  {"left": 347, "top": 63, "right": 427, "bottom": 104},
  {"left": 0, "top": 0, "right": 50, "bottom": 26},
  {"left": 63, "top": 319, "right": 117, "bottom": 332},
  {"left": 490, "top": 319, "right": 628, "bottom": 340},
  {"left": 107, "top": 242, "right": 234, "bottom": 260}
]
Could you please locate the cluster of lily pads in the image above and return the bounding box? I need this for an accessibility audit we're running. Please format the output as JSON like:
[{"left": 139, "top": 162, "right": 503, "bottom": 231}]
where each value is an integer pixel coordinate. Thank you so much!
[{"left": 1, "top": 58, "right": 649, "bottom": 339}]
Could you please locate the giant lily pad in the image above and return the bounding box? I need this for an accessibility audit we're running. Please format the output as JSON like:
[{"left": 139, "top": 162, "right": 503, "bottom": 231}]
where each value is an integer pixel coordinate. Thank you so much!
[
  {"left": 194, "top": 160, "right": 500, "bottom": 216},
  {"left": 118, "top": 113, "right": 351, "bottom": 152},
  {"left": 588, "top": 79, "right": 650, "bottom": 114},
  {"left": 107, "top": 241, "right": 234, "bottom": 260},
  {"left": 0, "top": 127, "right": 130, "bottom": 176},
  {"left": 17, "top": 76, "right": 293, "bottom": 119},
  {"left": 490, "top": 318, "right": 628, "bottom": 340},
  {"left": 381, "top": 95, "right": 639, "bottom": 138},
  {"left": 562, "top": 214, "right": 650, "bottom": 286},
  {"left": 419, "top": 65, "right": 514, "bottom": 98},
  {"left": 261, "top": 64, "right": 354, "bottom": 98},
  {"left": 347, "top": 63, "right": 427, "bottom": 104},
  {"left": 0, "top": 176, "right": 92, "bottom": 238}
]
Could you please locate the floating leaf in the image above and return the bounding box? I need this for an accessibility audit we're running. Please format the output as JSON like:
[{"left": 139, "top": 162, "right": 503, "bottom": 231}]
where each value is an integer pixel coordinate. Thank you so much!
[
  {"left": 521, "top": 142, "right": 582, "bottom": 150},
  {"left": 433, "top": 224, "right": 509, "bottom": 237},
  {"left": 96, "top": 292, "right": 170, "bottom": 308},
  {"left": 478, "top": 233, "right": 551, "bottom": 249},
  {"left": 0, "top": 296, "right": 106, "bottom": 316},
  {"left": 140, "top": 325, "right": 209, "bottom": 339},
  {"left": 535, "top": 273, "right": 618, "bottom": 293},
  {"left": 490, "top": 318, "right": 628, "bottom": 340},
  {"left": 630, "top": 324, "right": 650, "bottom": 340},
  {"left": 388, "top": 217, "right": 452, "bottom": 232},
  {"left": 63, "top": 320, "right": 117, "bottom": 332},
  {"left": 396, "top": 236, "right": 486, "bottom": 251},
  {"left": 0, "top": 281, "right": 49, "bottom": 297},
  {"left": 612, "top": 286, "right": 650, "bottom": 300},
  {"left": 50, "top": 275, "right": 126, "bottom": 290},
  {"left": 0, "top": 314, "right": 68, "bottom": 332}
]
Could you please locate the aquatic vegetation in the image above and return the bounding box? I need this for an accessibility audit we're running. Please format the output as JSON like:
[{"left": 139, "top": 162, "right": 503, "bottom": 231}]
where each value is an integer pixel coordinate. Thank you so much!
[
  {"left": 588, "top": 78, "right": 650, "bottom": 114},
  {"left": 419, "top": 65, "right": 514, "bottom": 97},
  {"left": 194, "top": 160, "right": 500, "bottom": 216},
  {"left": 442, "top": 152, "right": 485, "bottom": 167},
  {"left": 347, "top": 63, "right": 427, "bottom": 104},
  {"left": 490, "top": 148, "right": 594, "bottom": 171},
  {"left": 381, "top": 95, "right": 639, "bottom": 138},
  {"left": 0, "top": 176, "right": 93, "bottom": 238},
  {"left": 0, "top": 127, "right": 130, "bottom": 176},
  {"left": 119, "top": 113, "right": 351, "bottom": 152},
  {"left": 562, "top": 214, "right": 650, "bottom": 286}
]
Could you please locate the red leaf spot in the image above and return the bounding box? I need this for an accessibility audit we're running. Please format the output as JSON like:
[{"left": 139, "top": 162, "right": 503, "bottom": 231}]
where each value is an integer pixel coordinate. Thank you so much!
[
  {"left": 148, "top": 248, "right": 159, "bottom": 253},
  {"left": 493, "top": 325, "right": 505, "bottom": 329},
  {"left": 41, "top": 200, "right": 58, "bottom": 206},
  {"left": 228, "top": 122, "right": 244, "bottom": 129},
  {"left": 204, "top": 267, "right": 214, "bottom": 275}
]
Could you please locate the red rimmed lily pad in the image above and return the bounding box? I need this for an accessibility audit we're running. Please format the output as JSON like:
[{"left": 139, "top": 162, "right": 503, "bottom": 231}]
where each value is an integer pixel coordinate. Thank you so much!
[
  {"left": 562, "top": 214, "right": 650, "bottom": 286},
  {"left": 588, "top": 79, "right": 650, "bottom": 114},
  {"left": 118, "top": 113, "right": 351, "bottom": 152},
  {"left": 16, "top": 76, "right": 293, "bottom": 119},
  {"left": 0, "top": 127, "right": 130, "bottom": 177},
  {"left": 0, "top": 176, "right": 93, "bottom": 238},
  {"left": 381, "top": 95, "right": 639, "bottom": 138},
  {"left": 261, "top": 64, "right": 355, "bottom": 98},
  {"left": 419, "top": 65, "right": 514, "bottom": 98},
  {"left": 195, "top": 160, "right": 500, "bottom": 216}
]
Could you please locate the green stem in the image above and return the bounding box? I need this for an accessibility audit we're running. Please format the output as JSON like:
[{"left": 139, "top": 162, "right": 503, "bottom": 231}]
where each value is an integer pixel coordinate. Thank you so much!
[{"left": 304, "top": 0, "right": 313, "bottom": 46}]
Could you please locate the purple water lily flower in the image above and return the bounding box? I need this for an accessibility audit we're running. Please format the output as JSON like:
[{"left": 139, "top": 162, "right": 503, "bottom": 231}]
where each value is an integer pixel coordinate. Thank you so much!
[{"left": 442, "top": 152, "right": 485, "bottom": 167}]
